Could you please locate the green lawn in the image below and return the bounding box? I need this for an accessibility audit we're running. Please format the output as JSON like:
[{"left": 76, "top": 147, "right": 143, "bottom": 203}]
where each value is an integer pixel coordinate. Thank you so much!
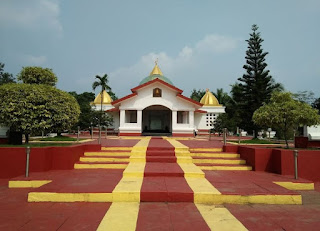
[{"left": 37, "top": 135, "right": 78, "bottom": 141}]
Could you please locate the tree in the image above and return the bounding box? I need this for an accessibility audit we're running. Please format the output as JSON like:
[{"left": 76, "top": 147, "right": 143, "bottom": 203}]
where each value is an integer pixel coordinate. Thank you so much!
[
  {"left": 0, "top": 83, "right": 80, "bottom": 143},
  {"left": 236, "top": 24, "right": 283, "bottom": 135},
  {"left": 253, "top": 92, "right": 320, "bottom": 148},
  {"left": 0, "top": 62, "right": 15, "bottom": 85},
  {"left": 92, "top": 74, "right": 111, "bottom": 126},
  {"left": 312, "top": 97, "right": 320, "bottom": 112},
  {"left": 17, "top": 66, "right": 58, "bottom": 86},
  {"left": 294, "top": 91, "right": 315, "bottom": 105},
  {"left": 190, "top": 89, "right": 206, "bottom": 102},
  {"left": 213, "top": 88, "right": 232, "bottom": 105}
]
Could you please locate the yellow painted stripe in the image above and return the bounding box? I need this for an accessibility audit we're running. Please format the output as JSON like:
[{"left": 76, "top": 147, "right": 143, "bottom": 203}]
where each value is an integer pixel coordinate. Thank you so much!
[
  {"left": 190, "top": 153, "right": 240, "bottom": 158},
  {"left": 189, "top": 148, "right": 223, "bottom": 152},
  {"left": 193, "top": 159, "right": 246, "bottom": 164},
  {"left": 84, "top": 152, "right": 131, "bottom": 156},
  {"left": 178, "top": 163, "right": 205, "bottom": 178},
  {"left": 28, "top": 192, "right": 113, "bottom": 202},
  {"left": 200, "top": 166, "right": 252, "bottom": 171},
  {"left": 9, "top": 180, "right": 51, "bottom": 188},
  {"left": 74, "top": 163, "right": 127, "bottom": 169},
  {"left": 102, "top": 147, "right": 132, "bottom": 151},
  {"left": 97, "top": 202, "right": 140, "bottom": 231},
  {"left": 194, "top": 194, "right": 302, "bottom": 204},
  {"left": 196, "top": 204, "right": 248, "bottom": 231},
  {"left": 274, "top": 182, "right": 315, "bottom": 190},
  {"left": 80, "top": 157, "right": 130, "bottom": 162}
]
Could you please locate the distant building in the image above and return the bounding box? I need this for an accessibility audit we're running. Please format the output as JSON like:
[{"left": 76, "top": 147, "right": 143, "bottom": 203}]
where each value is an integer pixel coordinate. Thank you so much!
[{"left": 92, "top": 63, "right": 225, "bottom": 136}]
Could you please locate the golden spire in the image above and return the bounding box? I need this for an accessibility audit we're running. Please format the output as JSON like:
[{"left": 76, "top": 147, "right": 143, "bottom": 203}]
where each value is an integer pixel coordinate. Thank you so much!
[
  {"left": 200, "top": 89, "right": 221, "bottom": 106},
  {"left": 149, "top": 59, "right": 163, "bottom": 76}
]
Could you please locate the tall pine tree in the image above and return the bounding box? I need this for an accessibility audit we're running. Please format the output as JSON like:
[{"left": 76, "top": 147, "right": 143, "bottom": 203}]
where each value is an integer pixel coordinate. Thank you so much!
[{"left": 237, "top": 24, "right": 282, "bottom": 135}]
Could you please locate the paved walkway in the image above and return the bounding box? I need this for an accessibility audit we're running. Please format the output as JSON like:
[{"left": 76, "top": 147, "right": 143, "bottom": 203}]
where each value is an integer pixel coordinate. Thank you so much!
[{"left": 1, "top": 137, "right": 320, "bottom": 230}]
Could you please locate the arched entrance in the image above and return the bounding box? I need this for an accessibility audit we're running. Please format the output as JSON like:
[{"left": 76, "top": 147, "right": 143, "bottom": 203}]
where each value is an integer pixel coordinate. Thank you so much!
[{"left": 142, "top": 105, "right": 172, "bottom": 136}]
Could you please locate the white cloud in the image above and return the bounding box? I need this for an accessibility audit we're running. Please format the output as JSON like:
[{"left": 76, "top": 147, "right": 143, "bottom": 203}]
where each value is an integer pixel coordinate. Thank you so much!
[
  {"left": 21, "top": 55, "right": 47, "bottom": 66},
  {"left": 108, "top": 34, "right": 239, "bottom": 97},
  {"left": 0, "top": 0, "right": 62, "bottom": 36}
]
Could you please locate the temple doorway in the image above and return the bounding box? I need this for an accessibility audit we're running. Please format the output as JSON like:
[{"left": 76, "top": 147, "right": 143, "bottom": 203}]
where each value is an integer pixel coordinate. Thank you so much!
[{"left": 142, "top": 105, "right": 172, "bottom": 136}]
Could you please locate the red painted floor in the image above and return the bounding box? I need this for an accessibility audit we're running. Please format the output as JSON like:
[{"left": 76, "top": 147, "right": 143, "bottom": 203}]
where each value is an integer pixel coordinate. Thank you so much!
[
  {"left": 179, "top": 139, "right": 224, "bottom": 148},
  {"left": 12, "top": 169, "right": 124, "bottom": 193},
  {"left": 136, "top": 203, "right": 210, "bottom": 231},
  {"left": 204, "top": 170, "right": 306, "bottom": 195}
]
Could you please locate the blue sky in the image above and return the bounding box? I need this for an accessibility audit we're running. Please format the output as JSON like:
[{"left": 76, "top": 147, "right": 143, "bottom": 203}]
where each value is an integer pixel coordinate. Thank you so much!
[{"left": 1, "top": 0, "right": 319, "bottom": 99}]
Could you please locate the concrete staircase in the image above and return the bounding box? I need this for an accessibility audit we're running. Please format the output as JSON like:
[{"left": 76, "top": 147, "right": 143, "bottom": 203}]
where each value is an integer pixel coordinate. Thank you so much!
[
  {"left": 74, "top": 147, "right": 132, "bottom": 169},
  {"left": 189, "top": 148, "right": 252, "bottom": 171}
]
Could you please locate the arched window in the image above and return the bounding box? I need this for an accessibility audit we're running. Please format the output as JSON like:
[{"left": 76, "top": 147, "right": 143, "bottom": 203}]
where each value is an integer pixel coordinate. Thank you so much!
[{"left": 153, "top": 88, "right": 162, "bottom": 97}]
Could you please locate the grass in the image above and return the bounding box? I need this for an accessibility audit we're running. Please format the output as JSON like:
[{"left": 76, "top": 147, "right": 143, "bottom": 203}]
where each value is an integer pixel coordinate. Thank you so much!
[
  {"left": 0, "top": 143, "right": 73, "bottom": 147},
  {"left": 37, "top": 135, "right": 78, "bottom": 141}
]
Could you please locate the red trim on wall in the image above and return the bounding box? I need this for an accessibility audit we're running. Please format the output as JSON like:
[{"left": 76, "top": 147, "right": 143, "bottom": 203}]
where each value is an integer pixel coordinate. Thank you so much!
[
  {"left": 131, "top": 78, "right": 183, "bottom": 93},
  {"left": 119, "top": 133, "right": 142, "bottom": 136},
  {"left": 112, "top": 92, "right": 137, "bottom": 105},
  {"left": 106, "top": 108, "right": 119, "bottom": 112}
]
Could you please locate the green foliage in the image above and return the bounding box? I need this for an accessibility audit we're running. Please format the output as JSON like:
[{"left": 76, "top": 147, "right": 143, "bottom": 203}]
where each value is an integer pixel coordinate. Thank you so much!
[
  {"left": 236, "top": 24, "right": 283, "bottom": 134},
  {"left": 213, "top": 88, "right": 232, "bottom": 105},
  {"left": 0, "top": 83, "right": 80, "bottom": 140},
  {"left": 39, "top": 135, "right": 77, "bottom": 141},
  {"left": 17, "top": 66, "right": 58, "bottom": 86},
  {"left": 253, "top": 92, "right": 320, "bottom": 148},
  {"left": 0, "top": 62, "right": 15, "bottom": 85},
  {"left": 190, "top": 89, "right": 206, "bottom": 102},
  {"left": 312, "top": 97, "right": 320, "bottom": 112}
]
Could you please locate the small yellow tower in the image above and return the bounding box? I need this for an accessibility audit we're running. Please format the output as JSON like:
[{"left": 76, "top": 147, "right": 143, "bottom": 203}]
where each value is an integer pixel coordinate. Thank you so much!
[{"left": 200, "top": 89, "right": 221, "bottom": 106}]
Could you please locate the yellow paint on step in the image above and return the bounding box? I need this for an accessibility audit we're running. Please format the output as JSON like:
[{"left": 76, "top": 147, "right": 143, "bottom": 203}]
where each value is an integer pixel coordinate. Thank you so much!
[
  {"left": 186, "top": 177, "right": 221, "bottom": 203},
  {"left": 28, "top": 192, "right": 113, "bottom": 202},
  {"left": 74, "top": 163, "right": 127, "bottom": 169},
  {"left": 96, "top": 202, "right": 140, "bottom": 231},
  {"left": 274, "top": 182, "right": 315, "bottom": 190},
  {"left": 194, "top": 194, "right": 302, "bottom": 204},
  {"left": 9, "top": 180, "right": 51, "bottom": 188},
  {"left": 178, "top": 163, "right": 205, "bottom": 178},
  {"left": 102, "top": 147, "right": 132, "bottom": 151},
  {"left": 191, "top": 153, "right": 240, "bottom": 158},
  {"left": 196, "top": 204, "right": 248, "bottom": 231},
  {"left": 79, "top": 157, "right": 130, "bottom": 162},
  {"left": 123, "top": 162, "right": 146, "bottom": 177},
  {"left": 189, "top": 148, "right": 223, "bottom": 152},
  {"left": 112, "top": 177, "right": 144, "bottom": 202},
  {"left": 84, "top": 152, "right": 131, "bottom": 157},
  {"left": 193, "top": 159, "right": 246, "bottom": 164},
  {"left": 200, "top": 166, "right": 252, "bottom": 171}
]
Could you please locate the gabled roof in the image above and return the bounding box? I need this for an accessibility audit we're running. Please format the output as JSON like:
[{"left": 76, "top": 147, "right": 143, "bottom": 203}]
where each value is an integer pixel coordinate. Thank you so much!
[
  {"left": 131, "top": 78, "right": 183, "bottom": 93},
  {"left": 112, "top": 78, "right": 202, "bottom": 108}
]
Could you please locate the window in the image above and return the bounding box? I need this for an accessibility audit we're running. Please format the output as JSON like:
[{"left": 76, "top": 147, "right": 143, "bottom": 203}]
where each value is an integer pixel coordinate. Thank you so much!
[
  {"left": 177, "top": 111, "right": 189, "bottom": 124},
  {"left": 125, "top": 110, "right": 137, "bottom": 123},
  {"left": 153, "top": 88, "right": 162, "bottom": 97}
]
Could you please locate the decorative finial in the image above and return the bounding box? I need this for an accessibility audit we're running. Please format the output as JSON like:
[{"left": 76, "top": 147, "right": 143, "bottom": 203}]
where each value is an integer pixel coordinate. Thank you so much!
[
  {"left": 206, "top": 88, "right": 209, "bottom": 92},
  {"left": 155, "top": 58, "right": 158, "bottom": 66}
]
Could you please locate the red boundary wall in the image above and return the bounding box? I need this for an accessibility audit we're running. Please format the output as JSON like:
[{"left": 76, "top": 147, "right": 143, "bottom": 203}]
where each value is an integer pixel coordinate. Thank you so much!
[
  {"left": 0, "top": 144, "right": 101, "bottom": 179},
  {"left": 224, "top": 144, "right": 320, "bottom": 182}
]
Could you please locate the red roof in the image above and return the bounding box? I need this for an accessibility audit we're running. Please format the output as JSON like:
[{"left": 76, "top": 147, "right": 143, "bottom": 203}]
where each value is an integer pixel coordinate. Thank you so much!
[
  {"left": 195, "top": 109, "right": 207, "bottom": 113},
  {"left": 177, "top": 94, "right": 203, "bottom": 106},
  {"left": 112, "top": 92, "right": 137, "bottom": 105},
  {"left": 131, "top": 78, "right": 183, "bottom": 93},
  {"left": 106, "top": 108, "right": 119, "bottom": 112}
]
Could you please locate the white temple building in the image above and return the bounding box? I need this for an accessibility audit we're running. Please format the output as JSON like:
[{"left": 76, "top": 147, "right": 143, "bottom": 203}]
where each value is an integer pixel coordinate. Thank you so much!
[{"left": 91, "top": 63, "right": 225, "bottom": 136}]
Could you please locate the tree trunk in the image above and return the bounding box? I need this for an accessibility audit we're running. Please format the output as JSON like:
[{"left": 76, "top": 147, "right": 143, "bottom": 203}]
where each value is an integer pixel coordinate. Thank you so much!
[{"left": 25, "top": 133, "right": 29, "bottom": 144}]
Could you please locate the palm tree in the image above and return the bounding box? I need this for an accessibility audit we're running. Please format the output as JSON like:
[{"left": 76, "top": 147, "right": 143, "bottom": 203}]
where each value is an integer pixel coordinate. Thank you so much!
[{"left": 92, "top": 74, "right": 111, "bottom": 126}]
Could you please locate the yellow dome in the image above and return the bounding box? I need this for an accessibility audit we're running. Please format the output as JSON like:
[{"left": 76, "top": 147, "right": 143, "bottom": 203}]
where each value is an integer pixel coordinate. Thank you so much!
[
  {"left": 91, "top": 90, "right": 112, "bottom": 105},
  {"left": 200, "top": 90, "right": 221, "bottom": 106},
  {"left": 149, "top": 63, "right": 163, "bottom": 76}
]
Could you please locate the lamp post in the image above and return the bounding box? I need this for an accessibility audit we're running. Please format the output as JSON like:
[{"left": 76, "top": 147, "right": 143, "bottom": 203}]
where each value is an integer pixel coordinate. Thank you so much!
[
  {"left": 25, "top": 146, "right": 30, "bottom": 177},
  {"left": 91, "top": 122, "right": 93, "bottom": 139},
  {"left": 77, "top": 126, "right": 80, "bottom": 142},
  {"left": 267, "top": 128, "right": 272, "bottom": 141}
]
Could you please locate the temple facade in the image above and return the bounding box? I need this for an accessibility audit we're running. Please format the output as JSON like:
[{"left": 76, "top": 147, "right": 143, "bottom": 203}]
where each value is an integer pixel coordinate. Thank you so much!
[{"left": 91, "top": 63, "right": 225, "bottom": 136}]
